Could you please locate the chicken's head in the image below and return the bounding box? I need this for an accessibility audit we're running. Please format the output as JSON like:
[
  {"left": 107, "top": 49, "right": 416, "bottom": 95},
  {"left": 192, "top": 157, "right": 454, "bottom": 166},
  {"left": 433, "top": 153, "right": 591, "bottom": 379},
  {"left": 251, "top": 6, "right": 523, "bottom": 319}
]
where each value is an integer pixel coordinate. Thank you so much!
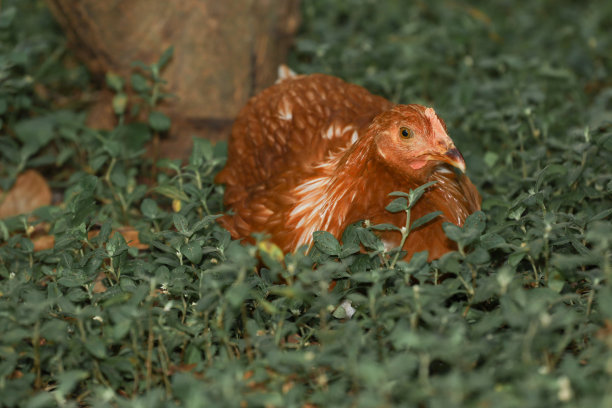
[{"left": 370, "top": 105, "right": 466, "bottom": 181}]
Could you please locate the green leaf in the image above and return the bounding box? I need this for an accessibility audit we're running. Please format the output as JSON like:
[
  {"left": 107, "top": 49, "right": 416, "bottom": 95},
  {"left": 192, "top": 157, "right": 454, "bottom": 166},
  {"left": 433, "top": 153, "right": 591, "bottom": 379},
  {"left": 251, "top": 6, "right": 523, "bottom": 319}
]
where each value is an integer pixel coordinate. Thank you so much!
[
  {"left": 535, "top": 164, "right": 567, "bottom": 191},
  {"left": 0, "top": 6, "right": 16, "bottom": 28},
  {"left": 508, "top": 205, "right": 525, "bottom": 221},
  {"left": 154, "top": 185, "right": 190, "bottom": 201},
  {"left": 56, "top": 370, "right": 90, "bottom": 397},
  {"left": 89, "top": 154, "right": 109, "bottom": 171},
  {"left": 385, "top": 197, "right": 408, "bottom": 213},
  {"left": 101, "top": 135, "right": 121, "bottom": 157},
  {"left": 71, "top": 199, "right": 97, "bottom": 226},
  {"left": 339, "top": 242, "right": 361, "bottom": 258},
  {"left": 40, "top": 320, "right": 68, "bottom": 342},
  {"left": 189, "top": 216, "right": 220, "bottom": 234},
  {"left": 181, "top": 241, "right": 203, "bottom": 264},
  {"left": 141, "top": 198, "right": 161, "bottom": 219},
  {"left": 508, "top": 251, "right": 526, "bottom": 267},
  {"left": 357, "top": 228, "right": 384, "bottom": 252},
  {"left": 388, "top": 191, "right": 410, "bottom": 198},
  {"left": 438, "top": 251, "right": 463, "bottom": 273},
  {"left": 463, "top": 211, "right": 487, "bottom": 242},
  {"left": 443, "top": 211, "right": 486, "bottom": 247},
  {"left": 105, "top": 72, "right": 124, "bottom": 92},
  {"left": 85, "top": 337, "right": 107, "bottom": 359},
  {"left": 112, "top": 93, "right": 128, "bottom": 115},
  {"left": 14, "top": 116, "right": 55, "bottom": 151},
  {"left": 589, "top": 208, "right": 612, "bottom": 222},
  {"left": 466, "top": 247, "right": 490, "bottom": 264},
  {"left": 225, "top": 283, "right": 251, "bottom": 309},
  {"left": 0, "top": 220, "right": 8, "bottom": 241},
  {"left": 110, "top": 166, "right": 127, "bottom": 188},
  {"left": 313, "top": 231, "right": 341, "bottom": 256},
  {"left": 57, "top": 275, "right": 88, "bottom": 288},
  {"left": 78, "top": 174, "right": 99, "bottom": 197},
  {"left": 25, "top": 393, "right": 55, "bottom": 408},
  {"left": 442, "top": 223, "right": 463, "bottom": 243},
  {"left": 547, "top": 269, "right": 565, "bottom": 293},
  {"left": 157, "top": 45, "right": 175, "bottom": 70},
  {"left": 116, "top": 123, "right": 151, "bottom": 152},
  {"left": 190, "top": 137, "right": 213, "bottom": 166},
  {"left": 410, "top": 211, "right": 442, "bottom": 231},
  {"left": 131, "top": 73, "right": 149, "bottom": 92},
  {"left": 483, "top": 151, "right": 499, "bottom": 168},
  {"left": 408, "top": 181, "right": 438, "bottom": 209},
  {"left": 67, "top": 287, "right": 89, "bottom": 302},
  {"left": 480, "top": 233, "right": 506, "bottom": 250},
  {"left": 333, "top": 302, "right": 350, "bottom": 319},
  {"left": 97, "top": 220, "right": 113, "bottom": 243},
  {"left": 19, "top": 237, "right": 34, "bottom": 253},
  {"left": 403, "top": 251, "right": 429, "bottom": 272},
  {"left": 107, "top": 232, "right": 128, "bottom": 257},
  {"left": 370, "top": 223, "right": 401, "bottom": 231},
  {"left": 148, "top": 111, "right": 171, "bottom": 132},
  {"left": 341, "top": 222, "right": 361, "bottom": 247},
  {"left": 173, "top": 213, "right": 190, "bottom": 236}
]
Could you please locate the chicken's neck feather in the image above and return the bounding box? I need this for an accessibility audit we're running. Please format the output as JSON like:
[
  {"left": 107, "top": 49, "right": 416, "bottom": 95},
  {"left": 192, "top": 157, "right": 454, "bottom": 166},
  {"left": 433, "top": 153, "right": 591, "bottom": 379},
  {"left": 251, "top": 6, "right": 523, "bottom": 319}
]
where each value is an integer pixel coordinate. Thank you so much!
[
  {"left": 287, "top": 134, "right": 477, "bottom": 250},
  {"left": 287, "top": 137, "right": 409, "bottom": 248}
]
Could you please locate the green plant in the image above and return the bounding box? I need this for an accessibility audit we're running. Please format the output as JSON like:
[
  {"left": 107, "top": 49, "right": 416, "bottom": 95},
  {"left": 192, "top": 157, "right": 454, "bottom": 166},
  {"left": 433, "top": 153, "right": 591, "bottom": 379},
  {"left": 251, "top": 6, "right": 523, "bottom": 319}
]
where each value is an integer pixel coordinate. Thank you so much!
[{"left": 1, "top": 0, "right": 611, "bottom": 407}]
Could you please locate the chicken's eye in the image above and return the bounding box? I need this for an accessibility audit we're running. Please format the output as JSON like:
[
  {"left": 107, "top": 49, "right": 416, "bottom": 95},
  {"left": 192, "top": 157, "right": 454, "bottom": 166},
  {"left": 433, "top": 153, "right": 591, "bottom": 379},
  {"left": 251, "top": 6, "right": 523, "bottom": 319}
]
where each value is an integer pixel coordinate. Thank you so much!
[{"left": 399, "top": 127, "right": 414, "bottom": 139}]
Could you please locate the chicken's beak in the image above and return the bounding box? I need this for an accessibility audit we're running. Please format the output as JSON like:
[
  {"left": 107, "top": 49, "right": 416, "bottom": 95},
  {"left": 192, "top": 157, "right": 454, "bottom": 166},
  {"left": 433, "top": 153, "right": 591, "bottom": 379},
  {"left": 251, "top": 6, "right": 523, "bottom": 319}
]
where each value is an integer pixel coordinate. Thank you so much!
[
  {"left": 440, "top": 148, "right": 466, "bottom": 173},
  {"left": 414, "top": 146, "right": 467, "bottom": 173}
]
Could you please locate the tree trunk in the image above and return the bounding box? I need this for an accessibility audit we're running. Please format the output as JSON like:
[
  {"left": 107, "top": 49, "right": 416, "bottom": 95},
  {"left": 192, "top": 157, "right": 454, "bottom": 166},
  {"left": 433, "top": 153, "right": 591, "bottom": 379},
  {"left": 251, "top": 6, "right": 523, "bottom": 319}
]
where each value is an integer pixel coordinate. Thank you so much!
[{"left": 45, "top": 0, "right": 300, "bottom": 158}]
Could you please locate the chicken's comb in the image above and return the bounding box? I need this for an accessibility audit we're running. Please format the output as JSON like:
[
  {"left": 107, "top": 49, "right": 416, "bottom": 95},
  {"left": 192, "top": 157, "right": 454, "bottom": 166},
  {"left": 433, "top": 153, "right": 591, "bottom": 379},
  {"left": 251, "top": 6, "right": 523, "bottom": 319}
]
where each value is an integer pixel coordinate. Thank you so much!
[{"left": 424, "top": 107, "right": 448, "bottom": 138}]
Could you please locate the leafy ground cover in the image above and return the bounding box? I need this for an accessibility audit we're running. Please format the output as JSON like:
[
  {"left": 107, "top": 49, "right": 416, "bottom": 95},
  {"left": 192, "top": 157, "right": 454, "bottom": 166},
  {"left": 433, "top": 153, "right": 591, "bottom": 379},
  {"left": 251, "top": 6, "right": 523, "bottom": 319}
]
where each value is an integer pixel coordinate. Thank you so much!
[{"left": 1, "top": 0, "right": 611, "bottom": 406}]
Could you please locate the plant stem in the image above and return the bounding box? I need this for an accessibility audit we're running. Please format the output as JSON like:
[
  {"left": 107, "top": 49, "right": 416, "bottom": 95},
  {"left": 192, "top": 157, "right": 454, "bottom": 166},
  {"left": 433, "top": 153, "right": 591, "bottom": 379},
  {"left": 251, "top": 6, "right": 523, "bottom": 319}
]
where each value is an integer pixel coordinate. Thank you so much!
[
  {"left": 157, "top": 334, "right": 172, "bottom": 397},
  {"left": 33, "top": 320, "right": 41, "bottom": 389},
  {"left": 146, "top": 306, "right": 154, "bottom": 391},
  {"left": 390, "top": 209, "right": 411, "bottom": 269}
]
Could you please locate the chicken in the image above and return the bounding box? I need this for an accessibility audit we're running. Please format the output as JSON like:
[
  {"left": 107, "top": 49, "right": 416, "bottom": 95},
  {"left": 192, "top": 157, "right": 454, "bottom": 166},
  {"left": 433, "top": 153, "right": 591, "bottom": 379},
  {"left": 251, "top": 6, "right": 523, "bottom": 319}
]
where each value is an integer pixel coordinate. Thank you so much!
[{"left": 215, "top": 71, "right": 481, "bottom": 261}]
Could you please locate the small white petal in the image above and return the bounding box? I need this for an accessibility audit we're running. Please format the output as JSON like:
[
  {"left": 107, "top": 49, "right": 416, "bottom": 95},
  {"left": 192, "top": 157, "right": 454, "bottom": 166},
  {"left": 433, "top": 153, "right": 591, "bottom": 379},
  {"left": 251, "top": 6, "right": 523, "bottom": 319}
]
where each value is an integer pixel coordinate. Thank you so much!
[{"left": 340, "top": 300, "right": 356, "bottom": 319}]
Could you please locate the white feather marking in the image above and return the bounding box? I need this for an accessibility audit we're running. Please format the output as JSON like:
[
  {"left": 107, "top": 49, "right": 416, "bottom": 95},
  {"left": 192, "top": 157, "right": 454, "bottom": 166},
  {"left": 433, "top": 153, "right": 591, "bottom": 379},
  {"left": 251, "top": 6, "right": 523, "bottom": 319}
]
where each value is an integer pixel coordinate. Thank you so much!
[
  {"left": 322, "top": 124, "right": 355, "bottom": 140},
  {"left": 288, "top": 166, "right": 351, "bottom": 248},
  {"left": 377, "top": 144, "right": 388, "bottom": 160},
  {"left": 289, "top": 178, "right": 329, "bottom": 218},
  {"left": 294, "top": 177, "right": 327, "bottom": 194},
  {"left": 383, "top": 240, "right": 395, "bottom": 251},
  {"left": 435, "top": 165, "right": 453, "bottom": 174},
  {"left": 276, "top": 64, "right": 296, "bottom": 83},
  {"left": 278, "top": 98, "right": 292, "bottom": 121},
  {"left": 350, "top": 131, "right": 358, "bottom": 144}
]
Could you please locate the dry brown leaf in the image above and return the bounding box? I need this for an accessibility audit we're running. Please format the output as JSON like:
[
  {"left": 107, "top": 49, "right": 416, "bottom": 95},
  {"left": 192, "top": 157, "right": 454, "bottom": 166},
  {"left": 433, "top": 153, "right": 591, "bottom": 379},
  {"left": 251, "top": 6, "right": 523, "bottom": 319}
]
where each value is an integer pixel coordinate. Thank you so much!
[
  {"left": 0, "top": 170, "right": 52, "bottom": 219},
  {"left": 92, "top": 271, "right": 107, "bottom": 294},
  {"left": 32, "top": 235, "right": 55, "bottom": 252},
  {"left": 115, "top": 226, "right": 149, "bottom": 250},
  {"left": 167, "top": 363, "right": 198, "bottom": 376}
]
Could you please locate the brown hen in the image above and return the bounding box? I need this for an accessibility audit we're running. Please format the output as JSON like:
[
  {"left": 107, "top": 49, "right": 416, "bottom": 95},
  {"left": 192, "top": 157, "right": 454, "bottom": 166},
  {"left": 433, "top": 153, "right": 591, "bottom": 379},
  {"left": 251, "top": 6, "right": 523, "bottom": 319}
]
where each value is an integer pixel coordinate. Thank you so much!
[{"left": 215, "top": 72, "right": 481, "bottom": 261}]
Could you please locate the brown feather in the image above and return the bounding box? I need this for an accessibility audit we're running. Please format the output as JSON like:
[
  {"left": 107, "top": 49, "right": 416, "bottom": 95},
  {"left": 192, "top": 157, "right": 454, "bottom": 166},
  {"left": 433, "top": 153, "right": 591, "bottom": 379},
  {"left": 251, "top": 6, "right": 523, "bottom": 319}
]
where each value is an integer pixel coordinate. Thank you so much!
[{"left": 215, "top": 73, "right": 481, "bottom": 261}]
